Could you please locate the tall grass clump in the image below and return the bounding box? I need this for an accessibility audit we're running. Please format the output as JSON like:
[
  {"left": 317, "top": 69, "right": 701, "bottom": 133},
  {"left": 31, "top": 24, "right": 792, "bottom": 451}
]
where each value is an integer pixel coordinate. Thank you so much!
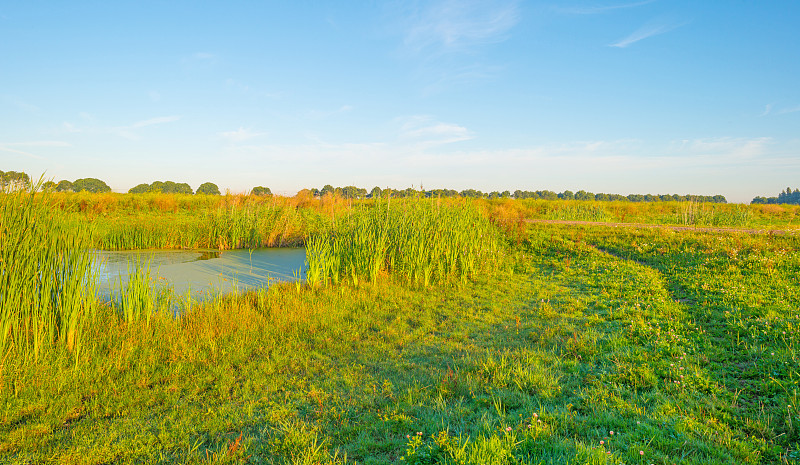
[
  {"left": 676, "top": 201, "right": 753, "bottom": 227},
  {"left": 306, "top": 199, "right": 502, "bottom": 287},
  {"left": 0, "top": 184, "right": 97, "bottom": 360},
  {"left": 544, "top": 202, "right": 610, "bottom": 222},
  {"left": 113, "top": 259, "right": 174, "bottom": 325}
]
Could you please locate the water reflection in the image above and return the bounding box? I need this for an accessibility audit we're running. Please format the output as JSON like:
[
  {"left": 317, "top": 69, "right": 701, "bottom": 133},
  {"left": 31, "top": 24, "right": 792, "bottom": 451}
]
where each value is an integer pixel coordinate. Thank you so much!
[{"left": 93, "top": 248, "right": 306, "bottom": 301}]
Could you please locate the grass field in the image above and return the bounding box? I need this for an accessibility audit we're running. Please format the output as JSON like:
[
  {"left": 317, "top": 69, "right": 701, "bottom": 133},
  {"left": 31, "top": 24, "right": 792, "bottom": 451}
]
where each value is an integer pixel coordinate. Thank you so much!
[{"left": 1, "top": 191, "right": 798, "bottom": 463}]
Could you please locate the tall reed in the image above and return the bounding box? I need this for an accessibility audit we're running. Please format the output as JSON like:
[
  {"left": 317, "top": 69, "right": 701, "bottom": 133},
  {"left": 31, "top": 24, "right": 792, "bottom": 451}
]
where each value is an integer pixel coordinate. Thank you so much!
[
  {"left": 0, "top": 184, "right": 97, "bottom": 361},
  {"left": 305, "top": 199, "right": 503, "bottom": 287}
]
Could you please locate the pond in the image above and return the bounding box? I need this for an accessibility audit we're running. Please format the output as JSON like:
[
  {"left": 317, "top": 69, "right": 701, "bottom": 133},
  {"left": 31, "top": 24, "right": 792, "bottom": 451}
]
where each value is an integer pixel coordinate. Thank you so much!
[{"left": 93, "top": 248, "right": 306, "bottom": 301}]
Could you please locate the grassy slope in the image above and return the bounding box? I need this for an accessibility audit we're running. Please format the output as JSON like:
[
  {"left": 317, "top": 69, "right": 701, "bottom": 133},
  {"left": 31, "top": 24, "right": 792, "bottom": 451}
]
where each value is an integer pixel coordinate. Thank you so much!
[{"left": 2, "top": 224, "right": 799, "bottom": 464}]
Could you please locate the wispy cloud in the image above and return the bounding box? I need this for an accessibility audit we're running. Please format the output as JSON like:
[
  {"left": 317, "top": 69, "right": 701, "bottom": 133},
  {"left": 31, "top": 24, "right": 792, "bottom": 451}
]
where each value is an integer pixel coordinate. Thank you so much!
[
  {"left": 4, "top": 141, "right": 71, "bottom": 147},
  {"left": 129, "top": 115, "right": 181, "bottom": 129},
  {"left": 675, "top": 137, "right": 772, "bottom": 160},
  {"left": 555, "top": 0, "right": 655, "bottom": 15},
  {"left": 213, "top": 133, "right": 797, "bottom": 203},
  {"left": 777, "top": 105, "right": 800, "bottom": 115},
  {"left": 757, "top": 103, "right": 800, "bottom": 117},
  {"left": 180, "top": 52, "right": 217, "bottom": 68},
  {"left": 402, "top": 0, "right": 520, "bottom": 55},
  {"left": 224, "top": 79, "right": 282, "bottom": 99},
  {"left": 0, "top": 146, "right": 45, "bottom": 159},
  {"left": 391, "top": 1, "right": 519, "bottom": 91},
  {"left": 398, "top": 115, "right": 473, "bottom": 147},
  {"left": 1, "top": 95, "right": 39, "bottom": 113},
  {"left": 219, "top": 127, "right": 267, "bottom": 143},
  {"left": 61, "top": 115, "right": 181, "bottom": 140},
  {"left": 610, "top": 20, "right": 687, "bottom": 48},
  {"left": 307, "top": 105, "right": 354, "bottom": 120}
]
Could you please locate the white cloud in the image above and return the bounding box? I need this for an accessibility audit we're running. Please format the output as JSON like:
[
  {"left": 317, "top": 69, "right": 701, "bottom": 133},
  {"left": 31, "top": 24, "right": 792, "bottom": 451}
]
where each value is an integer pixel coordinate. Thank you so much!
[
  {"left": 220, "top": 127, "right": 267, "bottom": 143},
  {"left": 224, "top": 79, "right": 282, "bottom": 99},
  {"left": 0, "top": 146, "right": 44, "bottom": 159},
  {"left": 129, "top": 115, "right": 181, "bottom": 129},
  {"left": 307, "top": 105, "right": 354, "bottom": 119},
  {"left": 1, "top": 95, "right": 39, "bottom": 113},
  {"left": 59, "top": 115, "right": 181, "bottom": 140},
  {"left": 398, "top": 115, "right": 473, "bottom": 147},
  {"left": 555, "top": 0, "right": 655, "bottom": 15},
  {"left": 610, "top": 20, "right": 687, "bottom": 48},
  {"left": 389, "top": 1, "right": 519, "bottom": 91},
  {"left": 402, "top": 0, "right": 520, "bottom": 55},
  {"left": 778, "top": 105, "right": 800, "bottom": 115},
  {"left": 4, "top": 141, "right": 71, "bottom": 147}
]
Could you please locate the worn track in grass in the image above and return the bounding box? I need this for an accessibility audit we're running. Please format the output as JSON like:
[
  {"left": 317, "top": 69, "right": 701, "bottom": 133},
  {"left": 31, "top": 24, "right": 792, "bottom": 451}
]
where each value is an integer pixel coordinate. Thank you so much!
[{"left": 524, "top": 218, "right": 799, "bottom": 235}]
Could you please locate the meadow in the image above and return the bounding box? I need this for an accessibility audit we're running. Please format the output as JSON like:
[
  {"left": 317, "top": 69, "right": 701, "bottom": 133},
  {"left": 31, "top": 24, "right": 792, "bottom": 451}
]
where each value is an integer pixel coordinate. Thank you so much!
[{"left": 0, "top": 189, "right": 798, "bottom": 464}]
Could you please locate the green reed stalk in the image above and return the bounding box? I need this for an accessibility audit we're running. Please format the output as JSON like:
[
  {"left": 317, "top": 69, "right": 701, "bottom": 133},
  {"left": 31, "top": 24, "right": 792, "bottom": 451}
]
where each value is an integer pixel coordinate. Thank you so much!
[
  {"left": 0, "top": 184, "right": 97, "bottom": 361},
  {"left": 305, "top": 199, "right": 502, "bottom": 287}
]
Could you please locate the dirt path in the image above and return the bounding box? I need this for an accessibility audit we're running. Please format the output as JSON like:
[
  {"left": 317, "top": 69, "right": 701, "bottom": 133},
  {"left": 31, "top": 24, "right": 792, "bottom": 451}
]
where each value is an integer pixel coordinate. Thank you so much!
[{"left": 524, "top": 218, "right": 799, "bottom": 235}]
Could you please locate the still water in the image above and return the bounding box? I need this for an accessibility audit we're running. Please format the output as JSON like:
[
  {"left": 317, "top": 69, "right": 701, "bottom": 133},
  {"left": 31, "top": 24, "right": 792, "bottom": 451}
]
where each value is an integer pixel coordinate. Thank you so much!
[{"left": 93, "top": 248, "right": 306, "bottom": 300}]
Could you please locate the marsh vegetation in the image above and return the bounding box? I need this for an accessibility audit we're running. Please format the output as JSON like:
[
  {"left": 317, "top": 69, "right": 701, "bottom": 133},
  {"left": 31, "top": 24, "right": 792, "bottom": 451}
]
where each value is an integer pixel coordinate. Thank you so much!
[{"left": 1, "top": 188, "right": 798, "bottom": 463}]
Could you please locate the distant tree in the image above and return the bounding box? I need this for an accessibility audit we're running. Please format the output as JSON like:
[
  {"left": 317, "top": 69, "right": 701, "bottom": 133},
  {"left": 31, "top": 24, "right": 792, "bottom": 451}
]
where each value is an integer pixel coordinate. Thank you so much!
[
  {"left": 73, "top": 178, "right": 111, "bottom": 193},
  {"left": 55, "top": 180, "right": 74, "bottom": 192},
  {"left": 320, "top": 185, "right": 335, "bottom": 196},
  {"left": 251, "top": 186, "right": 272, "bottom": 196},
  {"left": 369, "top": 186, "right": 382, "bottom": 199},
  {"left": 559, "top": 190, "right": 574, "bottom": 200},
  {"left": 341, "top": 186, "right": 360, "bottom": 199},
  {"left": 753, "top": 187, "right": 799, "bottom": 205},
  {"left": 167, "top": 181, "right": 193, "bottom": 194},
  {"left": 595, "top": 193, "right": 610, "bottom": 201},
  {"left": 310, "top": 188, "right": 320, "bottom": 197},
  {"left": 41, "top": 181, "right": 57, "bottom": 191},
  {"left": 0, "top": 170, "right": 30, "bottom": 190},
  {"left": 460, "top": 189, "right": 482, "bottom": 198},
  {"left": 127, "top": 181, "right": 192, "bottom": 194},
  {"left": 128, "top": 183, "right": 152, "bottom": 194},
  {"left": 196, "top": 182, "right": 221, "bottom": 195}
]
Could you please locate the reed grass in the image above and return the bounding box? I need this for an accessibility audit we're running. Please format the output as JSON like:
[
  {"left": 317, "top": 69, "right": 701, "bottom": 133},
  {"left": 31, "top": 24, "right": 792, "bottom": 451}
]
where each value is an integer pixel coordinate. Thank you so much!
[
  {"left": 113, "top": 258, "right": 176, "bottom": 325},
  {"left": 0, "top": 184, "right": 97, "bottom": 361},
  {"left": 305, "top": 199, "right": 503, "bottom": 287}
]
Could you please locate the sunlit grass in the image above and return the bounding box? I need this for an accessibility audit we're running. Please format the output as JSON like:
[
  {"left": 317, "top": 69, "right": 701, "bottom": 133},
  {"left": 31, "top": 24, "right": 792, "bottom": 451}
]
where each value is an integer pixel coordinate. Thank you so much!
[
  {"left": 1, "top": 191, "right": 799, "bottom": 463},
  {"left": 306, "top": 198, "right": 504, "bottom": 287},
  {"left": 0, "top": 184, "right": 97, "bottom": 362}
]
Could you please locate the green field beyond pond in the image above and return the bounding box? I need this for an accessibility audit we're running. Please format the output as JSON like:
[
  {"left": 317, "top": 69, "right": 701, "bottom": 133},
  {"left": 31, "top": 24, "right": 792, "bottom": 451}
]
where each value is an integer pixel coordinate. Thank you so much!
[{"left": 1, "top": 190, "right": 798, "bottom": 464}]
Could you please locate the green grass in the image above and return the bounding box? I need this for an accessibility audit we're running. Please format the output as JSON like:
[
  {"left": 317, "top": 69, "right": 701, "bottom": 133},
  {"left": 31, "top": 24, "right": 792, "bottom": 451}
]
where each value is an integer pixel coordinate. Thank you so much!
[
  {"left": 0, "top": 185, "right": 97, "bottom": 361},
  {"left": 1, "top": 193, "right": 799, "bottom": 463},
  {"left": 306, "top": 199, "right": 504, "bottom": 287}
]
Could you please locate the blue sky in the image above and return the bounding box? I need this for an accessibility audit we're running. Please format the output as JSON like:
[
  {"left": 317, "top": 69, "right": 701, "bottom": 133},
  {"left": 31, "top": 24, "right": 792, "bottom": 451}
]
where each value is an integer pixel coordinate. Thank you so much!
[{"left": 1, "top": 1, "right": 798, "bottom": 202}]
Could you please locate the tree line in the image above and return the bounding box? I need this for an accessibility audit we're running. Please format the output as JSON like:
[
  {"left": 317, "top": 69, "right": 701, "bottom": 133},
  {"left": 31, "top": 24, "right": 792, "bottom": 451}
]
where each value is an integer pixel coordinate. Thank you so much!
[
  {"left": 2, "top": 169, "right": 730, "bottom": 203},
  {"left": 751, "top": 187, "right": 800, "bottom": 205},
  {"left": 308, "top": 185, "right": 727, "bottom": 203},
  {"left": 128, "top": 181, "right": 224, "bottom": 195}
]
